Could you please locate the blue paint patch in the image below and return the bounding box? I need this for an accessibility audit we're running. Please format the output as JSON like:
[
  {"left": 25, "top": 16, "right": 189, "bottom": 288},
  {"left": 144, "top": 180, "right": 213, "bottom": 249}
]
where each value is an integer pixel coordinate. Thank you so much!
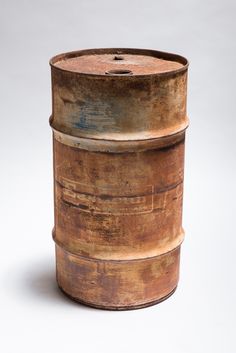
[
  {"left": 73, "top": 104, "right": 98, "bottom": 131},
  {"left": 71, "top": 99, "right": 121, "bottom": 132}
]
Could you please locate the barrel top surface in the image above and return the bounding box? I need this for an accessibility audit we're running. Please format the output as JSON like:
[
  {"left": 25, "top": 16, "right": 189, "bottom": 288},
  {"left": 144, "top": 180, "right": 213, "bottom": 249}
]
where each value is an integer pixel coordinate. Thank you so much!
[{"left": 50, "top": 48, "right": 188, "bottom": 77}]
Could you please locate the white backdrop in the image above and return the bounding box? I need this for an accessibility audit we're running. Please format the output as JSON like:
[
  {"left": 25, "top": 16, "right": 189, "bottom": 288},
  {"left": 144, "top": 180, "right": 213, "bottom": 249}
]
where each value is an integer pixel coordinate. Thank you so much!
[{"left": 1, "top": 1, "right": 235, "bottom": 352}]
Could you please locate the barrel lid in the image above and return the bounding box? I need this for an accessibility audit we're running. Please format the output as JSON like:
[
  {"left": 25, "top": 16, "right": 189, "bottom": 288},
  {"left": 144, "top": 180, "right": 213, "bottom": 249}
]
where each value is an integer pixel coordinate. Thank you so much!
[{"left": 50, "top": 48, "right": 188, "bottom": 76}]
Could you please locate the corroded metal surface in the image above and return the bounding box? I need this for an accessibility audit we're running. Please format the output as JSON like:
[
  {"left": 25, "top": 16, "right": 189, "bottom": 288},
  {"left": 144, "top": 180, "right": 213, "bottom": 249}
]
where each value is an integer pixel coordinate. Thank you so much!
[
  {"left": 56, "top": 245, "right": 180, "bottom": 310},
  {"left": 49, "top": 48, "right": 189, "bottom": 310}
]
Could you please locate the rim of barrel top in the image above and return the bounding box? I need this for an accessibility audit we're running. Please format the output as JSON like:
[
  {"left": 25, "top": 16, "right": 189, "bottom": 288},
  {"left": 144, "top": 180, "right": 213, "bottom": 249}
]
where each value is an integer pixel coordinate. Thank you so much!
[{"left": 49, "top": 47, "right": 189, "bottom": 78}]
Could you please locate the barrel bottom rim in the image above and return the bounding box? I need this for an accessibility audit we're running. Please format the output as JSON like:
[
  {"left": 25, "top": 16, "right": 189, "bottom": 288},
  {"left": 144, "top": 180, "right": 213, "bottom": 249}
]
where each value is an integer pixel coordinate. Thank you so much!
[{"left": 57, "top": 284, "right": 177, "bottom": 311}]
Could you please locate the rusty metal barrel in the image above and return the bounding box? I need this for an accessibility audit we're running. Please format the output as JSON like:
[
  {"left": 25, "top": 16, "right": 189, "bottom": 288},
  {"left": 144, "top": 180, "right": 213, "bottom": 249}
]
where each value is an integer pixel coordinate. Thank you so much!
[{"left": 49, "top": 48, "right": 189, "bottom": 310}]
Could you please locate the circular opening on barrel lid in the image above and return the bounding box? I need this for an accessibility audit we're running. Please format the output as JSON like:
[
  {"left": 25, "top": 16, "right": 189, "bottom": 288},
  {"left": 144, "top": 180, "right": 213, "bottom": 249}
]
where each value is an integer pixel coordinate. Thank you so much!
[
  {"left": 113, "top": 56, "right": 124, "bottom": 60},
  {"left": 105, "top": 69, "right": 133, "bottom": 76}
]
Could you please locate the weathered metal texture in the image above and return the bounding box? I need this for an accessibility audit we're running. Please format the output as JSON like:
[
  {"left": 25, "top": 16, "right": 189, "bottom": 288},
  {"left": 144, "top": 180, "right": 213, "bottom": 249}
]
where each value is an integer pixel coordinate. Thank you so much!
[{"left": 49, "top": 48, "right": 189, "bottom": 310}]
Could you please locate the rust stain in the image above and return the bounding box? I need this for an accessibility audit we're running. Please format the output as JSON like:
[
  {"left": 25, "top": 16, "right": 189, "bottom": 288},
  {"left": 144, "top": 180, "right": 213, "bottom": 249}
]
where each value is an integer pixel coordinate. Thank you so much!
[
  {"left": 49, "top": 48, "right": 189, "bottom": 310},
  {"left": 54, "top": 52, "right": 183, "bottom": 75}
]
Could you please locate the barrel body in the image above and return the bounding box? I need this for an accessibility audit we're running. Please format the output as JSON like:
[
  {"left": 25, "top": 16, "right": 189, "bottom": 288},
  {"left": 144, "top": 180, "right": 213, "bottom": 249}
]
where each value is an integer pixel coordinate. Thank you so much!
[{"left": 50, "top": 48, "right": 189, "bottom": 310}]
